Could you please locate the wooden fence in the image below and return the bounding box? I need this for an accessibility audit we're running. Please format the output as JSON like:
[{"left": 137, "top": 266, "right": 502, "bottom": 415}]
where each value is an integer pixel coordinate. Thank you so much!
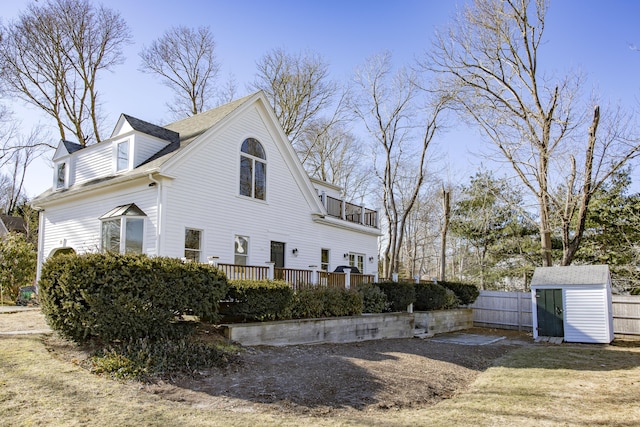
[{"left": 470, "top": 290, "right": 640, "bottom": 337}]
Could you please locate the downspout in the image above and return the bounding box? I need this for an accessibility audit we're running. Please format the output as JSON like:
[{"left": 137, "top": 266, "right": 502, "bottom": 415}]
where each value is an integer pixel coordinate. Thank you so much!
[
  {"left": 148, "top": 174, "right": 162, "bottom": 256},
  {"left": 33, "top": 206, "right": 45, "bottom": 283}
]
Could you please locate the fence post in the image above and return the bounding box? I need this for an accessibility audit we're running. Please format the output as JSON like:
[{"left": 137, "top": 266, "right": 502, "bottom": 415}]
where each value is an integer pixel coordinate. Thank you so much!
[
  {"left": 374, "top": 272, "right": 379, "bottom": 283},
  {"left": 392, "top": 272, "right": 399, "bottom": 282},
  {"left": 344, "top": 267, "right": 351, "bottom": 290},
  {"left": 414, "top": 275, "right": 420, "bottom": 284},
  {"left": 265, "top": 262, "right": 275, "bottom": 280}
]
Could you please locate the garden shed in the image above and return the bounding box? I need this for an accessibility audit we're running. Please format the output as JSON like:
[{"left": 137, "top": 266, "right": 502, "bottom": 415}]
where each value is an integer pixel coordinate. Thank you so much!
[{"left": 531, "top": 265, "right": 614, "bottom": 344}]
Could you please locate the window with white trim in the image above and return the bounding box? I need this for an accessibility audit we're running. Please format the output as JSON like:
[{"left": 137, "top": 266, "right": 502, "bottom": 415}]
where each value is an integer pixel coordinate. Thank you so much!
[
  {"left": 55, "top": 162, "right": 67, "bottom": 190},
  {"left": 239, "top": 138, "right": 266, "bottom": 200},
  {"left": 99, "top": 204, "right": 145, "bottom": 254},
  {"left": 184, "top": 228, "right": 202, "bottom": 262},
  {"left": 116, "top": 140, "right": 130, "bottom": 172},
  {"left": 349, "top": 253, "right": 365, "bottom": 274},
  {"left": 321, "top": 249, "right": 330, "bottom": 271},
  {"left": 234, "top": 235, "right": 249, "bottom": 265}
]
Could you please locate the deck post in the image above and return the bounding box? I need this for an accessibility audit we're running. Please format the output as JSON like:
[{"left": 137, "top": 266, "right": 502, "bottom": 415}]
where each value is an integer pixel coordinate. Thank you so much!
[
  {"left": 207, "top": 256, "right": 219, "bottom": 268},
  {"left": 265, "top": 262, "right": 275, "bottom": 280},
  {"left": 360, "top": 205, "right": 365, "bottom": 225},
  {"left": 341, "top": 198, "right": 346, "bottom": 220},
  {"left": 392, "top": 272, "right": 399, "bottom": 282},
  {"left": 309, "top": 265, "right": 319, "bottom": 286},
  {"left": 344, "top": 267, "right": 351, "bottom": 290}
]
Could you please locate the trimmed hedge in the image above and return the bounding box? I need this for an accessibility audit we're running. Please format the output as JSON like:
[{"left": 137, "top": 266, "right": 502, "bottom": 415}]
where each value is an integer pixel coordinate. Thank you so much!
[
  {"left": 356, "top": 284, "right": 387, "bottom": 313},
  {"left": 414, "top": 282, "right": 450, "bottom": 311},
  {"left": 375, "top": 281, "right": 415, "bottom": 312},
  {"left": 440, "top": 281, "right": 480, "bottom": 305},
  {"left": 290, "top": 287, "right": 363, "bottom": 319},
  {"left": 221, "top": 280, "right": 294, "bottom": 321},
  {"left": 39, "top": 253, "right": 228, "bottom": 343}
]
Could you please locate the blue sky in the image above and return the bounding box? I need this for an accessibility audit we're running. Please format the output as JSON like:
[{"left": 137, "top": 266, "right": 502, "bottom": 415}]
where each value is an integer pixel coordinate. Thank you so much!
[{"left": 2, "top": 0, "right": 639, "bottom": 197}]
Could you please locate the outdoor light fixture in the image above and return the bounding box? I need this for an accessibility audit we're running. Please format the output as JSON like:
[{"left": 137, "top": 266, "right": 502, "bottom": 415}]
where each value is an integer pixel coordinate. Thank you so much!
[
  {"left": 292, "top": 248, "right": 298, "bottom": 255},
  {"left": 369, "top": 256, "right": 375, "bottom": 262},
  {"left": 343, "top": 253, "right": 348, "bottom": 258}
]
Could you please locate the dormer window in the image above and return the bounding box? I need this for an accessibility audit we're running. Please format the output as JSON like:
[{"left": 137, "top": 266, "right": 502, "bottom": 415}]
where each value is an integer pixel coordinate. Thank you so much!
[
  {"left": 55, "top": 162, "right": 67, "bottom": 190},
  {"left": 116, "top": 140, "right": 130, "bottom": 172}
]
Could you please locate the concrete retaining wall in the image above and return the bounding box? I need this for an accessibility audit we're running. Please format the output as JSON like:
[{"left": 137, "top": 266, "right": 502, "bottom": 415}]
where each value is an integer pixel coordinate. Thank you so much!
[
  {"left": 223, "top": 312, "right": 414, "bottom": 346},
  {"left": 414, "top": 309, "right": 473, "bottom": 336},
  {"left": 223, "top": 309, "right": 472, "bottom": 346}
]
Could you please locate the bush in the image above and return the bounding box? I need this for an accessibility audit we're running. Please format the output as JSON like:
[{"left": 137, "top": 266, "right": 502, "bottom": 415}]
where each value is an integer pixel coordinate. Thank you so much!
[
  {"left": 356, "top": 284, "right": 387, "bottom": 313},
  {"left": 414, "top": 282, "right": 449, "bottom": 311},
  {"left": 90, "top": 336, "right": 233, "bottom": 381},
  {"left": 440, "top": 281, "right": 480, "bottom": 305},
  {"left": 222, "top": 280, "right": 293, "bottom": 321},
  {"left": 0, "top": 232, "right": 36, "bottom": 303},
  {"left": 290, "top": 287, "right": 363, "bottom": 319},
  {"left": 376, "top": 281, "right": 415, "bottom": 311},
  {"left": 38, "top": 253, "right": 228, "bottom": 343}
]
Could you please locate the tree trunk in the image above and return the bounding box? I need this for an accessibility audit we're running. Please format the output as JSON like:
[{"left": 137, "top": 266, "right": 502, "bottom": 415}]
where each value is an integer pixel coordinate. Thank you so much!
[{"left": 439, "top": 186, "right": 450, "bottom": 281}]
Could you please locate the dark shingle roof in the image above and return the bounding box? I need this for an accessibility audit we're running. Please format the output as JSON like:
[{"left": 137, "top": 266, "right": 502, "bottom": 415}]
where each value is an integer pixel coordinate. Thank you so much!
[
  {"left": 62, "top": 140, "right": 84, "bottom": 154},
  {"left": 0, "top": 215, "right": 26, "bottom": 233},
  {"left": 122, "top": 114, "right": 180, "bottom": 144}
]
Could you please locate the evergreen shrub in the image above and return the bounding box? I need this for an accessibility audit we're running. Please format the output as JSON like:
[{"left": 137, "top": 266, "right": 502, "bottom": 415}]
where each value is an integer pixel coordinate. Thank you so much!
[
  {"left": 222, "top": 280, "right": 293, "bottom": 321},
  {"left": 376, "top": 281, "right": 415, "bottom": 311},
  {"left": 38, "top": 253, "right": 228, "bottom": 343}
]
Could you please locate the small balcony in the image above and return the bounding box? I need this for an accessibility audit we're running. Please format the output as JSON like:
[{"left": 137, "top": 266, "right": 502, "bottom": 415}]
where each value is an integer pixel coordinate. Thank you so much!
[{"left": 319, "top": 194, "right": 378, "bottom": 228}]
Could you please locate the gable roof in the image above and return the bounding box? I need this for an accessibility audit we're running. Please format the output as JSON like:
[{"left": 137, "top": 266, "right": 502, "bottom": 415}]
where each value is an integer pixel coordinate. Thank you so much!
[
  {"left": 531, "top": 265, "right": 611, "bottom": 287},
  {"left": 119, "top": 114, "right": 180, "bottom": 144}
]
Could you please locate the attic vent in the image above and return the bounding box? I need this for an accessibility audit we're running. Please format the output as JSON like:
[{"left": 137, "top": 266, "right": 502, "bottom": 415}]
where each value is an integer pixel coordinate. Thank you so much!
[{"left": 99, "top": 203, "right": 146, "bottom": 219}]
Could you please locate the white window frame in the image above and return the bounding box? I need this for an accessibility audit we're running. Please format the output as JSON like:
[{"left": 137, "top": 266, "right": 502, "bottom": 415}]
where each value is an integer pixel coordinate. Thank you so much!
[
  {"left": 239, "top": 138, "right": 266, "bottom": 201},
  {"left": 101, "top": 217, "right": 145, "bottom": 254},
  {"left": 348, "top": 252, "right": 365, "bottom": 274},
  {"left": 184, "top": 228, "right": 203, "bottom": 262},
  {"left": 234, "top": 235, "right": 249, "bottom": 265},
  {"left": 321, "top": 248, "right": 330, "bottom": 272},
  {"left": 54, "top": 161, "right": 68, "bottom": 190},
  {"left": 115, "top": 140, "right": 130, "bottom": 172}
]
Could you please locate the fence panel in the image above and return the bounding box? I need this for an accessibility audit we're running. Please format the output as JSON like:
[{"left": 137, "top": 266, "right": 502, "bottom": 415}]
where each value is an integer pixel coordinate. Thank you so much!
[
  {"left": 612, "top": 295, "right": 640, "bottom": 337},
  {"left": 218, "top": 264, "right": 269, "bottom": 281},
  {"left": 471, "top": 290, "right": 533, "bottom": 331},
  {"left": 472, "top": 291, "right": 640, "bottom": 337}
]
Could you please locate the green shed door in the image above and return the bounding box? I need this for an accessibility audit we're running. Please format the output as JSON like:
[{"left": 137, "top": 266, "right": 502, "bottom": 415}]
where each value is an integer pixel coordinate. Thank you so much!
[{"left": 536, "top": 289, "right": 564, "bottom": 337}]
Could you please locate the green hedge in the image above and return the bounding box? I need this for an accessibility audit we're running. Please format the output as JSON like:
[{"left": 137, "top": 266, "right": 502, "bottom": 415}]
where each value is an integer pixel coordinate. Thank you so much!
[
  {"left": 38, "top": 253, "right": 228, "bottom": 343},
  {"left": 356, "top": 284, "right": 387, "bottom": 313},
  {"left": 375, "top": 281, "right": 415, "bottom": 312},
  {"left": 290, "top": 287, "right": 363, "bottom": 319},
  {"left": 414, "top": 282, "right": 450, "bottom": 310},
  {"left": 439, "top": 281, "right": 480, "bottom": 305},
  {"left": 221, "top": 280, "right": 294, "bottom": 321}
]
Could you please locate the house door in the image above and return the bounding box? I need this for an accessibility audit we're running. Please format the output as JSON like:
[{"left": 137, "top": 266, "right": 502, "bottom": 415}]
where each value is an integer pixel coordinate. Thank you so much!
[
  {"left": 536, "top": 289, "right": 564, "bottom": 337},
  {"left": 270, "top": 241, "right": 285, "bottom": 268}
]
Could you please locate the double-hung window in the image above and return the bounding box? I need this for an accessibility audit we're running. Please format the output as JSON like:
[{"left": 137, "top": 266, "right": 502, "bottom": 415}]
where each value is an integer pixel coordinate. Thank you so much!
[
  {"left": 184, "top": 228, "right": 202, "bottom": 262},
  {"left": 234, "top": 235, "right": 249, "bottom": 265},
  {"left": 239, "top": 138, "right": 266, "bottom": 200},
  {"left": 99, "top": 204, "right": 145, "bottom": 254},
  {"left": 55, "top": 162, "right": 67, "bottom": 190},
  {"left": 116, "top": 140, "right": 130, "bottom": 172}
]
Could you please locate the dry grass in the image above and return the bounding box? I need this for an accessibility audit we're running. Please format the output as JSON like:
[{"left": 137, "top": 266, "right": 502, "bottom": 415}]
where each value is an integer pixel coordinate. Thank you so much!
[{"left": 1, "top": 327, "right": 639, "bottom": 426}]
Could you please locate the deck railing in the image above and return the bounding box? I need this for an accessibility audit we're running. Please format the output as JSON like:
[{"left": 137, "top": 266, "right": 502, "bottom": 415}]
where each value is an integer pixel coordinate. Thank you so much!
[
  {"left": 217, "top": 262, "right": 377, "bottom": 290},
  {"left": 319, "top": 194, "right": 378, "bottom": 228}
]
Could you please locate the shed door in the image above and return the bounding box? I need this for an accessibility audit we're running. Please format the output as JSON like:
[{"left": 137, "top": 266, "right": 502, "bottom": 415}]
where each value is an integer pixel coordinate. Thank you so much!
[{"left": 536, "top": 289, "right": 564, "bottom": 337}]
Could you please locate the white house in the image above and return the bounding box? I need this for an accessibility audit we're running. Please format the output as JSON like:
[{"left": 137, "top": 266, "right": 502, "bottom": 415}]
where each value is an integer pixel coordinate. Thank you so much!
[{"left": 32, "top": 91, "right": 380, "bottom": 282}]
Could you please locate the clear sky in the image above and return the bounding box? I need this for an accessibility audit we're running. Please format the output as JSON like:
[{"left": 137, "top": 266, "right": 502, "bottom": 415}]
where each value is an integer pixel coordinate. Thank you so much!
[{"left": 2, "top": 0, "right": 639, "bottom": 198}]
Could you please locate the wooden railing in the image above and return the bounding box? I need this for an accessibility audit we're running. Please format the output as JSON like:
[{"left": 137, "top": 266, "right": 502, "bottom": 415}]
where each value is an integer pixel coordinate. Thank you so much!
[{"left": 217, "top": 262, "right": 376, "bottom": 290}]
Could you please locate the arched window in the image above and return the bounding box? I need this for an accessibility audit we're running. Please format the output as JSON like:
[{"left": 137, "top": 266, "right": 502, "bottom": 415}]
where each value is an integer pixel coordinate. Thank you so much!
[{"left": 239, "top": 138, "right": 266, "bottom": 200}]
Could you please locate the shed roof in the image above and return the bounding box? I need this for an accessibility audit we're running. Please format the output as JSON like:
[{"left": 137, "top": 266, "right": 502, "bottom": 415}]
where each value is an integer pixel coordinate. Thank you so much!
[{"left": 530, "top": 265, "right": 611, "bottom": 287}]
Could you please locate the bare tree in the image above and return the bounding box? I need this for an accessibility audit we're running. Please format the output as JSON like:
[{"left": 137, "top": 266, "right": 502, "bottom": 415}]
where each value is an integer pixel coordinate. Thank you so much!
[
  {"left": 352, "top": 51, "right": 449, "bottom": 278},
  {"left": 0, "top": 0, "right": 131, "bottom": 145},
  {"left": 298, "top": 120, "right": 371, "bottom": 202},
  {"left": 250, "top": 48, "right": 338, "bottom": 145},
  {"left": 427, "top": 0, "right": 640, "bottom": 266},
  {"left": 140, "top": 26, "right": 220, "bottom": 118}
]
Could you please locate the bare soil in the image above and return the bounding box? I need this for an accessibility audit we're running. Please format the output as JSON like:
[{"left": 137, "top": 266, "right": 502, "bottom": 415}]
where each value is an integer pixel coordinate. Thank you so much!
[{"left": 1, "top": 309, "right": 531, "bottom": 417}]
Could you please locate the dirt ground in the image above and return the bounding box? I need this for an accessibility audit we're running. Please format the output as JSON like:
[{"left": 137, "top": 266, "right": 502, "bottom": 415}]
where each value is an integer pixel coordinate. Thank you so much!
[{"left": 0, "top": 308, "right": 531, "bottom": 417}]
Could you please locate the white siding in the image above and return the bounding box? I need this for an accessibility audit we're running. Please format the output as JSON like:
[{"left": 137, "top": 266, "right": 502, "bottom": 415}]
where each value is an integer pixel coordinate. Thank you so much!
[
  {"left": 161, "top": 105, "right": 378, "bottom": 270},
  {"left": 73, "top": 142, "right": 113, "bottom": 185},
  {"left": 41, "top": 183, "right": 158, "bottom": 261},
  {"left": 133, "top": 134, "right": 170, "bottom": 168},
  {"left": 564, "top": 286, "right": 613, "bottom": 343}
]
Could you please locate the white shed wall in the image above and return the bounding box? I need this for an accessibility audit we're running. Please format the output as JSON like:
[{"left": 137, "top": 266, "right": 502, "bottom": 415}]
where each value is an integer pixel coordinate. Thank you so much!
[{"left": 564, "top": 286, "right": 614, "bottom": 343}]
